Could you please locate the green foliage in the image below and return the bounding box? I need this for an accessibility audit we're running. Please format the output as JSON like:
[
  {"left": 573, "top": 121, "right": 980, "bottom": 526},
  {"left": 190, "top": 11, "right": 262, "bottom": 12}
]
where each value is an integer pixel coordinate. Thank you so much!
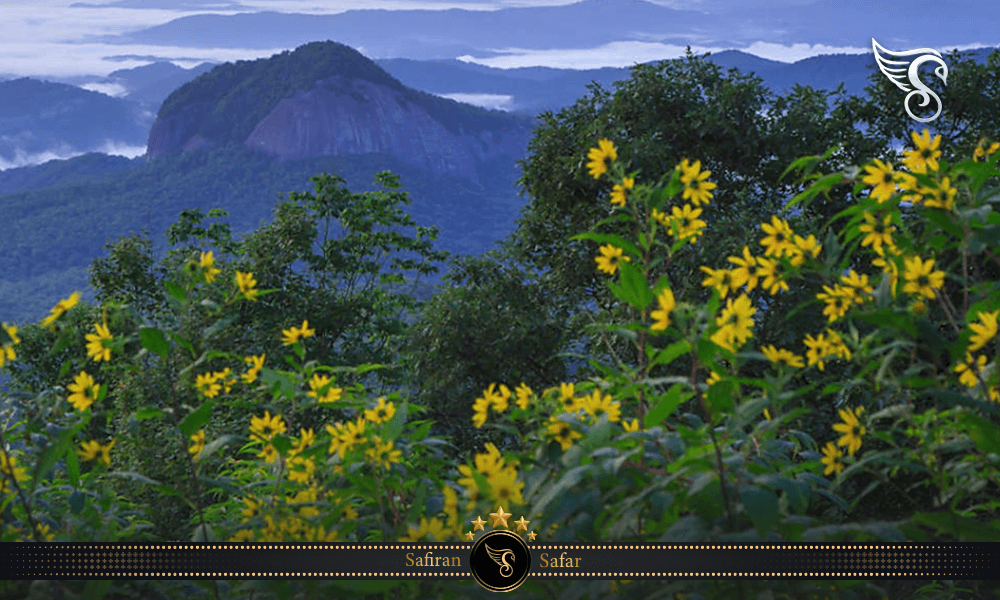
[{"left": 402, "top": 251, "right": 570, "bottom": 455}]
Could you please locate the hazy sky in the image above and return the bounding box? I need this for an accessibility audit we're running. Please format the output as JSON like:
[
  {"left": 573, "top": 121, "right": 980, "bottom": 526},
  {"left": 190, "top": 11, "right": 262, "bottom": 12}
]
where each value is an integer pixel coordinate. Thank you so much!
[{"left": 0, "top": 0, "right": 997, "bottom": 77}]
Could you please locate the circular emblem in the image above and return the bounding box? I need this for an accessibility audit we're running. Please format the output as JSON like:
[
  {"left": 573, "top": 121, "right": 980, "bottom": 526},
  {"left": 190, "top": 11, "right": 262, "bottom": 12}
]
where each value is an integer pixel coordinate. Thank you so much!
[{"left": 469, "top": 530, "right": 531, "bottom": 592}]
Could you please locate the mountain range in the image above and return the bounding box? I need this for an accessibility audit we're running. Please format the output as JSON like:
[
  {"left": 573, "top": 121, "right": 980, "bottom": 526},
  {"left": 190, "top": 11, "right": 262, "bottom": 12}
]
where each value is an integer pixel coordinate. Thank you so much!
[
  {"left": 1, "top": 37, "right": 998, "bottom": 325},
  {"left": 82, "top": 0, "right": 997, "bottom": 60}
]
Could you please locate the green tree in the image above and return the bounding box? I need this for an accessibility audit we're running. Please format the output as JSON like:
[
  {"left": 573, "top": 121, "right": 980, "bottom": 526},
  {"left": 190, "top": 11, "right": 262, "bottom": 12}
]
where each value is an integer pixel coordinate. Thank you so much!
[
  {"left": 402, "top": 249, "right": 571, "bottom": 456},
  {"left": 509, "top": 50, "right": 883, "bottom": 372},
  {"left": 7, "top": 170, "right": 449, "bottom": 538}
]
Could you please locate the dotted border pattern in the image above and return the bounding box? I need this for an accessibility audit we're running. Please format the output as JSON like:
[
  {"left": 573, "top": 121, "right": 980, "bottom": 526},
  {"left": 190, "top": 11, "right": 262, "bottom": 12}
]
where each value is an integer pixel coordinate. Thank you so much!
[{"left": 5, "top": 543, "right": 990, "bottom": 578}]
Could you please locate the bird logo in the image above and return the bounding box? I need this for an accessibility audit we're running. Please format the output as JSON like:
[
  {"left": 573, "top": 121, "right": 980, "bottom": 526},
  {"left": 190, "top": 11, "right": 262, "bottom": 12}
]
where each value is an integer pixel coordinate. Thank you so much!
[
  {"left": 485, "top": 543, "right": 515, "bottom": 577},
  {"left": 872, "top": 39, "right": 949, "bottom": 123}
]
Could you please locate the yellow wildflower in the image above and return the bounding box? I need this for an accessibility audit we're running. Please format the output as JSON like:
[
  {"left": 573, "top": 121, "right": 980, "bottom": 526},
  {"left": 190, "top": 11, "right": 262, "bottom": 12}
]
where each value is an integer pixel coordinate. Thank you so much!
[
  {"left": 400, "top": 517, "right": 447, "bottom": 542},
  {"left": 77, "top": 438, "right": 115, "bottom": 466},
  {"left": 650, "top": 287, "right": 676, "bottom": 331},
  {"left": 681, "top": 162, "right": 717, "bottom": 206},
  {"left": 859, "top": 212, "right": 896, "bottom": 254},
  {"left": 755, "top": 255, "right": 789, "bottom": 295},
  {"left": 40, "top": 291, "right": 80, "bottom": 328},
  {"left": 85, "top": 321, "right": 113, "bottom": 362},
  {"left": 727, "top": 246, "right": 758, "bottom": 292},
  {"left": 790, "top": 233, "right": 822, "bottom": 267},
  {"left": 242, "top": 353, "right": 265, "bottom": 384},
  {"left": 195, "top": 371, "right": 222, "bottom": 398},
  {"left": 902, "top": 255, "right": 945, "bottom": 300},
  {"left": 67, "top": 370, "right": 100, "bottom": 411},
  {"left": 968, "top": 309, "right": 1000, "bottom": 353},
  {"left": 199, "top": 251, "right": 221, "bottom": 284},
  {"left": 595, "top": 244, "right": 630, "bottom": 275},
  {"left": 515, "top": 383, "right": 533, "bottom": 410},
  {"left": 973, "top": 139, "right": 1000, "bottom": 162},
  {"left": 487, "top": 466, "right": 525, "bottom": 507},
  {"left": 954, "top": 353, "right": 988, "bottom": 387},
  {"left": 761, "top": 345, "right": 804, "bottom": 368},
  {"left": 700, "top": 266, "right": 744, "bottom": 300},
  {"left": 759, "top": 215, "right": 796, "bottom": 258},
  {"left": 861, "top": 158, "right": 897, "bottom": 203},
  {"left": 609, "top": 176, "right": 634, "bottom": 207},
  {"left": 364, "top": 397, "right": 396, "bottom": 424},
  {"left": 832, "top": 407, "right": 866, "bottom": 456},
  {"left": 586, "top": 139, "right": 617, "bottom": 179},
  {"left": 249, "top": 410, "right": 287, "bottom": 443},
  {"left": 902, "top": 129, "right": 941, "bottom": 174},
  {"left": 366, "top": 436, "right": 402, "bottom": 470},
  {"left": 547, "top": 418, "right": 582, "bottom": 451},
  {"left": 236, "top": 271, "right": 259, "bottom": 301},
  {"left": 189, "top": 429, "right": 206, "bottom": 461},
  {"left": 921, "top": 177, "right": 957, "bottom": 211},
  {"left": 1, "top": 323, "right": 20, "bottom": 368},
  {"left": 821, "top": 442, "right": 845, "bottom": 476},
  {"left": 667, "top": 203, "right": 707, "bottom": 243},
  {"left": 281, "top": 319, "right": 315, "bottom": 345}
]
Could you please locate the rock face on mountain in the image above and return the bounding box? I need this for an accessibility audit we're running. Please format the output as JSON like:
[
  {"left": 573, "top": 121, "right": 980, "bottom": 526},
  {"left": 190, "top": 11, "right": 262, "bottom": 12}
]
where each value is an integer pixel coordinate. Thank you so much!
[
  {"left": 145, "top": 41, "right": 533, "bottom": 185},
  {"left": 242, "top": 76, "right": 529, "bottom": 182}
]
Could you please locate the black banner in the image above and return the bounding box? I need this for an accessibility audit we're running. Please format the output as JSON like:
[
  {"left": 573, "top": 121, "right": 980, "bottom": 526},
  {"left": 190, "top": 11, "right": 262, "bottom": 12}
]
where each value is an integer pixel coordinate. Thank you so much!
[{"left": 2, "top": 543, "right": 998, "bottom": 582}]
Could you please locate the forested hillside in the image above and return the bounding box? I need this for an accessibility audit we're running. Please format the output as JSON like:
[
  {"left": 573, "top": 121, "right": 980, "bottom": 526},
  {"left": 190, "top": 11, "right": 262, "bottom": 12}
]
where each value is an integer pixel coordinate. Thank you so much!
[{"left": 0, "top": 143, "right": 521, "bottom": 324}]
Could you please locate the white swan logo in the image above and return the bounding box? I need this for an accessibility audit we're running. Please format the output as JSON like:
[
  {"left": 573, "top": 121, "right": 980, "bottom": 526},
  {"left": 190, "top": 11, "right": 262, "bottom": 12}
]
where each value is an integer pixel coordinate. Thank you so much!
[
  {"left": 485, "top": 543, "right": 515, "bottom": 577},
  {"left": 872, "top": 39, "right": 949, "bottom": 123}
]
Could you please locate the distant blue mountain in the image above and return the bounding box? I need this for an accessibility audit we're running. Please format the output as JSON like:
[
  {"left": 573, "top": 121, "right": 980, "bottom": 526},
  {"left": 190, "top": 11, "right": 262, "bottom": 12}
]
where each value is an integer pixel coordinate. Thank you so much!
[
  {"left": 87, "top": 0, "right": 999, "bottom": 61},
  {"left": 374, "top": 46, "right": 999, "bottom": 114},
  {"left": 0, "top": 78, "right": 151, "bottom": 168}
]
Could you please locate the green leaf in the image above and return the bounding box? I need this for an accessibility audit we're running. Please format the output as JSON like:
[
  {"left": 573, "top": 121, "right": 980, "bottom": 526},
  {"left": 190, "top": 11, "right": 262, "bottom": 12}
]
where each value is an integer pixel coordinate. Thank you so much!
[
  {"left": 754, "top": 474, "right": 811, "bottom": 514},
  {"left": 617, "top": 260, "right": 654, "bottom": 310},
  {"left": 166, "top": 331, "right": 195, "bottom": 357},
  {"left": 108, "top": 471, "right": 189, "bottom": 503},
  {"left": 568, "top": 232, "right": 643, "bottom": 259},
  {"left": 645, "top": 383, "right": 690, "bottom": 429},
  {"left": 382, "top": 401, "right": 407, "bottom": 441},
  {"left": 912, "top": 511, "right": 1000, "bottom": 542},
  {"left": 66, "top": 443, "right": 80, "bottom": 488},
  {"left": 179, "top": 400, "right": 214, "bottom": 438},
  {"left": 648, "top": 339, "right": 692, "bottom": 368},
  {"left": 923, "top": 208, "right": 963, "bottom": 238},
  {"left": 584, "top": 415, "right": 612, "bottom": 449},
  {"left": 260, "top": 368, "right": 296, "bottom": 401},
  {"left": 530, "top": 464, "right": 591, "bottom": 519},
  {"left": 705, "top": 377, "right": 736, "bottom": 421},
  {"left": 787, "top": 172, "right": 845, "bottom": 210},
  {"left": 197, "top": 434, "right": 242, "bottom": 461},
  {"left": 164, "top": 281, "right": 187, "bottom": 303},
  {"left": 271, "top": 433, "right": 292, "bottom": 455},
  {"left": 696, "top": 336, "right": 717, "bottom": 365},
  {"left": 139, "top": 327, "right": 170, "bottom": 360},
  {"left": 739, "top": 485, "right": 780, "bottom": 539},
  {"left": 956, "top": 412, "right": 1000, "bottom": 454},
  {"left": 68, "top": 490, "right": 85, "bottom": 515},
  {"left": 134, "top": 407, "right": 164, "bottom": 420},
  {"left": 31, "top": 421, "right": 86, "bottom": 494}
]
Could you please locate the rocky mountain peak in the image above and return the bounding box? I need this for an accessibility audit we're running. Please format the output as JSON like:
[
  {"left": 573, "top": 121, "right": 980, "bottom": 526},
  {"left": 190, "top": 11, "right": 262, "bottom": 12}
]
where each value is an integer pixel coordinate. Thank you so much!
[{"left": 145, "top": 41, "right": 532, "bottom": 184}]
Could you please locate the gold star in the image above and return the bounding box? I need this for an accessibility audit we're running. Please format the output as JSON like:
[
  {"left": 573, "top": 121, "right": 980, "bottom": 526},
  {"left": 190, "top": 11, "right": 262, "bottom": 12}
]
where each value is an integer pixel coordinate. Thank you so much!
[
  {"left": 527, "top": 531, "right": 537, "bottom": 541},
  {"left": 514, "top": 516, "right": 529, "bottom": 532},
  {"left": 489, "top": 506, "right": 512, "bottom": 528},
  {"left": 471, "top": 516, "right": 486, "bottom": 531},
  {"left": 465, "top": 531, "right": 475, "bottom": 541}
]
